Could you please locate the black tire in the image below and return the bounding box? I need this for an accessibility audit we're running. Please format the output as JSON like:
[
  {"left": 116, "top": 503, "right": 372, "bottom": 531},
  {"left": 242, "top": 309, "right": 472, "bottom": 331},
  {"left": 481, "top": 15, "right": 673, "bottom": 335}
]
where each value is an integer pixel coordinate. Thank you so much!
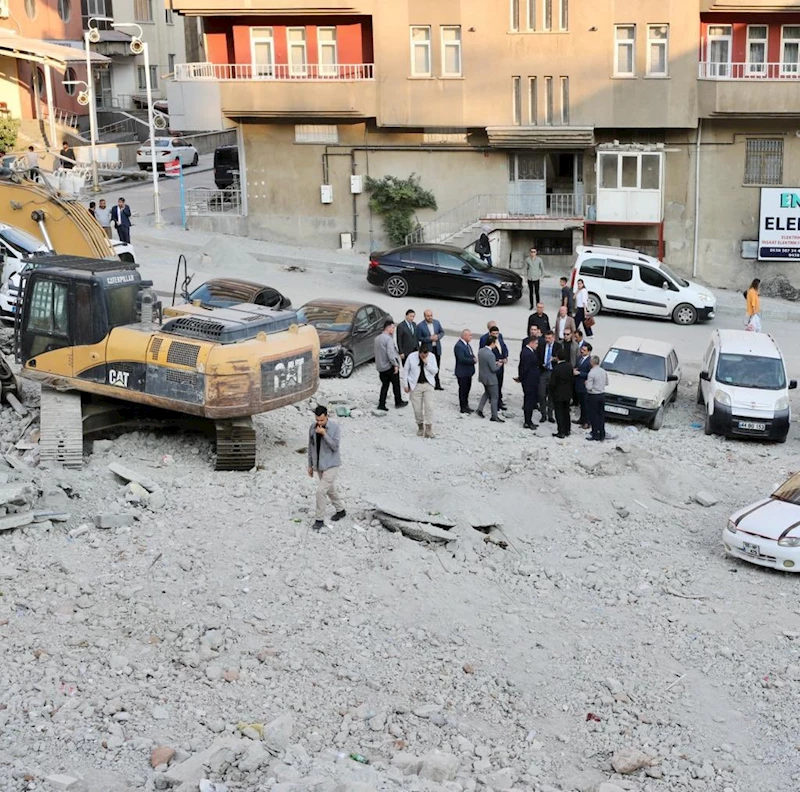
[
  {"left": 475, "top": 285, "right": 500, "bottom": 308},
  {"left": 696, "top": 380, "right": 704, "bottom": 405},
  {"left": 138, "top": 164, "right": 147, "bottom": 171},
  {"left": 384, "top": 275, "right": 408, "bottom": 298},
  {"left": 191, "top": 152, "right": 199, "bottom": 166},
  {"left": 778, "top": 433, "right": 789, "bottom": 444},
  {"left": 704, "top": 409, "right": 714, "bottom": 436},
  {"left": 669, "top": 386, "right": 678, "bottom": 403},
  {"left": 673, "top": 303, "right": 698, "bottom": 326},
  {"left": 339, "top": 352, "right": 355, "bottom": 379},
  {"left": 586, "top": 293, "right": 602, "bottom": 317},
  {"left": 650, "top": 405, "right": 665, "bottom": 431}
]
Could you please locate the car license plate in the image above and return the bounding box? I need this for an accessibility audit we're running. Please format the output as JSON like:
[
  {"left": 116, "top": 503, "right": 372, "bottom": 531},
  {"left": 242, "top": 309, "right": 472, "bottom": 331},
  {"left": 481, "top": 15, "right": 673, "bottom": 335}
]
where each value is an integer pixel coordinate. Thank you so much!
[
  {"left": 738, "top": 421, "right": 766, "bottom": 431},
  {"left": 742, "top": 541, "right": 761, "bottom": 557},
  {"left": 605, "top": 405, "right": 629, "bottom": 416}
]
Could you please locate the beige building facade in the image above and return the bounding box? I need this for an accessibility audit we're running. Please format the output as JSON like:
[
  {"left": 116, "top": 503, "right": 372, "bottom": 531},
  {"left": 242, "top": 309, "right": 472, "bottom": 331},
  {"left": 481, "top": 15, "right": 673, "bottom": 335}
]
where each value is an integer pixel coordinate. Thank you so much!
[{"left": 168, "top": 0, "right": 800, "bottom": 288}]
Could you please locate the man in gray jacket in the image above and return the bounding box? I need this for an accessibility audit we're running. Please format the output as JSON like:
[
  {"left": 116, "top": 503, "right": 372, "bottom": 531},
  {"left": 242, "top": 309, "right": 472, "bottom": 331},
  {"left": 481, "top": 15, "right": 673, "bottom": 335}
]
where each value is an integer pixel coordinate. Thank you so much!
[
  {"left": 524, "top": 246, "right": 545, "bottom": 310},
  {"left": 374, "top": 319, "right": 408, "bottom": 411},
  {"left": 308, "top": 405, "right": 345, "bottom": 530},
  {"left": 476, "top": 337, "right": 505, "bottom": 422}
]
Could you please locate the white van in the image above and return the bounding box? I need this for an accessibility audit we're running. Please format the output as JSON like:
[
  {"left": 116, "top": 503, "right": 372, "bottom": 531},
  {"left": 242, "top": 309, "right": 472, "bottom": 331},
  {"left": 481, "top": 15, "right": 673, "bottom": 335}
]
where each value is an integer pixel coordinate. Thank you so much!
[
  {"left": 570, "top": 245, "right": 716, "bottom": 326},
  {"left": 698, "top": 329, "right": 796, "bottom": 443}
]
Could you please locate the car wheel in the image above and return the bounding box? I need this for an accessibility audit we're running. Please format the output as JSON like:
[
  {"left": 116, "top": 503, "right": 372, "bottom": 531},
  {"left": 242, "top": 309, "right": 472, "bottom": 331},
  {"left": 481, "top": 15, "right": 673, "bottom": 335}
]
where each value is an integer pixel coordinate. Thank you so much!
[
  {"left": 384, "top": 275, "right": 409, "bottom": 298},
  {"left": 669, "top": 386, "right": 678, "bottom": 403},
  {"left": 649, "top": 405, "right": 665, "bottom": 431},
  {"left": 778, "top": 433, "right": 789, "bottom": 444},
  {"left": 191, "top": 152, "right": 199, "bottom": 166},
  {"left": 704, "top": 409, "right": 714, "bottom": 436},
  {"left": 138, "top": 164, "right": 147, "bottom": 171},
  {"left": 339, "top": 352, "right": 355, "bottom": 379},
  {"left": 696, "top": 380, "right": 704, "bottom": 405},
  {"left": 475, "top": 285, "right": 500, "bottom": 308},
  {"left": 586, "top": 293, "right": 602, "bottom": 317},
  {"left": 673, "top": 303, "right": 698, "bottom": 325}
]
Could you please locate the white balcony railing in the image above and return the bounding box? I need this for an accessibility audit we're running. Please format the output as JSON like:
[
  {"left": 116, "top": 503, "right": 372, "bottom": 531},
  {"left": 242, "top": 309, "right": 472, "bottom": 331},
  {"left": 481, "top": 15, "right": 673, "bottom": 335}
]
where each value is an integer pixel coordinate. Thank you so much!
[
  {"left": 174, "top": 62, "right": 374, "bottom": 82},
  {"left": 699, "top": 61, "right": 800, "bottom": 80}
]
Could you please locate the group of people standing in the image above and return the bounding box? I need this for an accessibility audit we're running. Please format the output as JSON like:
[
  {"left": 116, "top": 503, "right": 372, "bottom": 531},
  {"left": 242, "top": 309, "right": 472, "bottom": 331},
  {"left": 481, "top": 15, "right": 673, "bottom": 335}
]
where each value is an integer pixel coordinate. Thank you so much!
[{"left": 88, "top": 197, "right": 133, "bottom": 243}]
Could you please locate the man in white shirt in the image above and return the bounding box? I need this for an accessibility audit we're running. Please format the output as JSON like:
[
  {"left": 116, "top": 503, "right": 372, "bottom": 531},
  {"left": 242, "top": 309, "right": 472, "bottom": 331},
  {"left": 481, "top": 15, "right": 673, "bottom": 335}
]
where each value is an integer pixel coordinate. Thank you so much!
[
  {"left": 401, "top": 344, "right": 439, "bottom": 438},
  {"left": 24, "top": 146, "right": 39, "bottom": 182},
  {"left": 95, "top": 199, "right": 113, "bottom": 238},
  {"left": 553, "top": 305, "right": 576, "bottom": 342},
  {"left": 586, "top": 355, "right": 608, "bottom": 441}
]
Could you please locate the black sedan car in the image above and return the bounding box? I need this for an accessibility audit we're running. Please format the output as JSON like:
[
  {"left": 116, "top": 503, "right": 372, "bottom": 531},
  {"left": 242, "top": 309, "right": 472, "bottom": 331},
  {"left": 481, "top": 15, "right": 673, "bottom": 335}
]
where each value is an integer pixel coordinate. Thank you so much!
[
  {"left": 367, "top": 243, "right": 523, "bottom": 308},
  {"left": 170, "top": 278, "right": 291, "bottom": 315},
  {"left": 297, "top": 299, "right": 391, "bottom": 378}
]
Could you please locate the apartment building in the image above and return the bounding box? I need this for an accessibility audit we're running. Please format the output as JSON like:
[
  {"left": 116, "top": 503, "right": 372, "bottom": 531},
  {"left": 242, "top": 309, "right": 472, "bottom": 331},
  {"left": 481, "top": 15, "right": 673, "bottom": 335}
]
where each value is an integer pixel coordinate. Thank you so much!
[
  {"left": 167, "top": 0, "right": 800, "bottom": 287},
  {"left": 0, "top": 0, "right": 96, "bottom": 142}
]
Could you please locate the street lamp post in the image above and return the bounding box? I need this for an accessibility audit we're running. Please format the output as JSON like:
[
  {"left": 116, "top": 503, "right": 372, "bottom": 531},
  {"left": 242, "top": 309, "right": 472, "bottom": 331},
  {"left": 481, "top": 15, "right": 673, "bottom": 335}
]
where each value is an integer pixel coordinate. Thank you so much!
[
  {"left": 84, "top": 16, "right": 112, "bottom": 193},
  {"left": 112, "top": 22, "right": 163, "bottom": 229}
]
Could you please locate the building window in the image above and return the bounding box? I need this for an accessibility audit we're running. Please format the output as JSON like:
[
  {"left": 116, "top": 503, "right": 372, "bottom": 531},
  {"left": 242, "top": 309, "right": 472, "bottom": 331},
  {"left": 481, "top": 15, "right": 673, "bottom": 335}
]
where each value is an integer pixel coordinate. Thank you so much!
[
  {"left": 287, "top": 28, "right": 307, "bottom": 76},
  {"left": 560, "top": 76, "right": 569, "bottom": 124},
  {"left": 744, "top": 139, "right": 783, "bottom": 186},
  {"left": 543, "top": 0, "right": 552, "bottom": 31},
  {"left": 614, "top": 25, "right": 635, "bottom": 76},
  {"left": 559, "top": 0, "right": 568, "bottom": 31},
  {"left": 318, "top": 27, "right": 338, "bottom": 76},
  {"left": 138, "top": 65, "right": 148, "bottom": 91},
  {"left": 86, "top": 0, "right": 106, "bottom": 17},
  {"left": 706, "top": 25, "right": 732, "bottom": 78},
  {"left": 168, "top": 54, "right": 175, "bottom": 73},
  {"left": 647, "top": 25, "right": 668, "bottom": 76},
  {"left": 544, "top": 76, "right": 553, "bottom": 124},
  {"left": 295, "top": 124, "right": 338, "bottom": 144},
  {"left": 510, "top": 0, "right": 519, "bottom": 32},
  {"left": 251, "top": 27, "right": 275, "bottom": 77},
  {"left": 441, "top": 26, "right": 462, "bottom": 76},
  {"left": 528, "top": 77, "right": 537, "bottom": 124},
  {"left": 36, "top": 66, "right": 44, "bottom": 96},
  {"left": 58, "top": 0, "right": 70, "bottom": 22},
  {"left": 410, "top": 26, "right": 431, "bottom": 76},
  {"left": 63, "top": 67, "right": 76, "bottom": 94},
  {"left": 781, "top": 25, "right": 800, "bottom": 75},
  {"left": 527, "top": 0, "right": 535, "bottom": 30},
  {"left": 24, "top": 0, "right": 35, "bottom": 18},
  {"left": 166, "top": 0, "right": 174, "bottom": 24},
  {"left": 512, "top": 76, "right": 521, "bottom": 125},
  {"left": 599, "top": 151, "right": 662, "bottom": 190},
  {"left": 746, "top": 25, "right": 767, "bottom": 75},
  {"left": 134, "top": 0, "right": 153, "bottom": 23}
]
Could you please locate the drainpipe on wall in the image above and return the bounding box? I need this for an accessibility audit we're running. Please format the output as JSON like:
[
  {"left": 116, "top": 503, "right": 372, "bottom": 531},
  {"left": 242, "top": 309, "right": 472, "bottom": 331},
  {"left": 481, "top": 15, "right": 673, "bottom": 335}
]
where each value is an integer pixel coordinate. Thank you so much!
[{"left": 692, "top": 118, "right": 702, "bottom": 279}]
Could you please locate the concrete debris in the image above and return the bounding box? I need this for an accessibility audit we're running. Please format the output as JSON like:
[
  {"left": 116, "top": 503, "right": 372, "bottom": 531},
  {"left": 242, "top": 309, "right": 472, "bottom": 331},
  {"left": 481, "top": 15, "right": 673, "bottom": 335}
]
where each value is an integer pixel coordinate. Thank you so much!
[
  {"left": 693, "top": 490, "right": 719, "bottom": 507},
  {"left": 150, "top": 746, "right": 175, "bottom": 768},
  {"left": 418, "top": 751, "right": 459, "bottom": 782},
  {"left": 94, "top": 512, "right": 135, "bottom": 529},
  {"left": 376, "top": 511, "right": 455, "bottom": 544},
  {"left": 45, "top": 776, "right": 83, "bottom": 791},
  {"left": 0, "top": 510, "right": 33, "bottom": 531},
  {"left": 611, "top": 747, "right": 655, "bottom": 774},
  {"left": 262, "top": 713, "right": 293, "bottom": 755},
  {"left": 108, "top": 461, "right": 158, "bottom": 492}
]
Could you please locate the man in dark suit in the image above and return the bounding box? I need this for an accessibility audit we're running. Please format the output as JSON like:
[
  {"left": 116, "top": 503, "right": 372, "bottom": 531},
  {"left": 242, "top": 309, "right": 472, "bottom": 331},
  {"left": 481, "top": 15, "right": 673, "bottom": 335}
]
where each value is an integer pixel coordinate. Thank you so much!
[
  {"left": 454, "top": 329, "right": 477, "bottom": 414},
  {"left": 537, "top": 330, "right": 557, "bottom": 424},
  {"left": 549, "top": 349, "right": 575, "bottom": 438},
  {"left": 527, "top": 303, "right": 551, "bottom": 338},
  {"left": 479, "top": 321, "right": 509, "bottom": 410},
  {"left": 518, "top": 336, "right": 540, "bottom": 430},
  {"left": 396, "top": 309, "right": 418, "bottom": 363},
  {"left": 573, "top": 342, "right": 592, "bottom": 429},
  {"left": 416, "top": 309, "right": 445, "bottom": 390}
]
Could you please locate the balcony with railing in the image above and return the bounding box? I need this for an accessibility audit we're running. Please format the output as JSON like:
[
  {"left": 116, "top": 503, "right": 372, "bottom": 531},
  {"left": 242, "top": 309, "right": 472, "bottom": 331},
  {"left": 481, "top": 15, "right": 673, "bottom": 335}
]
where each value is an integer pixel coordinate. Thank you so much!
[
  {"left": 169, "top": 61, "right": 377, "bottom": 124},
  {"left": 698, "top": 61, "right": 800, "bottom": 116}
]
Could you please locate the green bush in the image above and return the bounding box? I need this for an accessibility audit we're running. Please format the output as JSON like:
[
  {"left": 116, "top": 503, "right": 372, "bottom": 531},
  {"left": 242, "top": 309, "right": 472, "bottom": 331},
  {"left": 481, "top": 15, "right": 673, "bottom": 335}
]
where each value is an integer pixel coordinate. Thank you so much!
[
  {"left": 0, "top": 118, "right": 20, "bottom": 153},
  {"left": 365, "top": 173, "right": 437, "bottom": 247}
]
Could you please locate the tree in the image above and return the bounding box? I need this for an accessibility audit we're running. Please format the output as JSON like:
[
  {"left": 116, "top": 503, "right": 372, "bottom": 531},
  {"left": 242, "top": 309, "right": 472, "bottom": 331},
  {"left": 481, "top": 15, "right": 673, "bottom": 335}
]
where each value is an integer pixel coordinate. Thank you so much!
[
  {"left": 0, "top": 119, "right": 19, "bottom": 153},
  {"left": 365, "top": 173, "right": 437, "bottom": 247}
]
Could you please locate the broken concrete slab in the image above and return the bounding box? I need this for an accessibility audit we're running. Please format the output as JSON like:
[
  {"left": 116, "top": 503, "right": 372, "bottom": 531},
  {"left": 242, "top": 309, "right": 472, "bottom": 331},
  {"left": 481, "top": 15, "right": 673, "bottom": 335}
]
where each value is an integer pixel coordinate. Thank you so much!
[
  {"left": 108, "top": 462, "right": 158, "bottom": 493},
  {"left": 94, "top": 513, "right": 135, "bottom": 529},
  {"left": 45, "top": 775, "right": 84, "bottom": 791},
  {"left": 693, "top": 491, "right": 719, "bottom": 507},
  {"left": 0, "top": 483, "right": 33, "bottom": 506},
  {"left": 376, "top": 512, "right": 455, "bottom": 544},
  {"left": 0, "top": 511, "right": 34, "bottom": 532},
  {"left": 369, "top": 497, "right": 457, "bottom": 528},
  {"left": 162, "top": 736, "right": 242, "bottom": 786}
]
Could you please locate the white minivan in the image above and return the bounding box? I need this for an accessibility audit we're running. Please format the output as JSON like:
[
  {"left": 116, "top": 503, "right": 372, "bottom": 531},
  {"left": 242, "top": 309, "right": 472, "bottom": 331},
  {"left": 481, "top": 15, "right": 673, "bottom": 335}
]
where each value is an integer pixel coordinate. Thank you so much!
[
  {"left": 570, "top": 245, "right": 716, "bottom": 326},
  {"left": 698, "top": 329, "right": 796, "bottom": 443}
]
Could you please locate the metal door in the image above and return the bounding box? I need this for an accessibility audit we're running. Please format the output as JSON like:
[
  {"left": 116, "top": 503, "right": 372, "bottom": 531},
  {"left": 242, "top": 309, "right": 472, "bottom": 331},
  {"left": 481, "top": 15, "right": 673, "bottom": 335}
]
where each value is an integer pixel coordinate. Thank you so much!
[{"left": 508, "top": 153, "right": 546, "bottom": 216}]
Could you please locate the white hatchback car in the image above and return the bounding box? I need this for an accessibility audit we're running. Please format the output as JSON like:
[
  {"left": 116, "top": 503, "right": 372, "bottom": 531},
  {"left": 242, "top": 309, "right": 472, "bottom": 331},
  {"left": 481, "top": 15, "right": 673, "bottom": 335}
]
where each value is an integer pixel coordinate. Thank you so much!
[
  {"left": 570, "top": 245, "right": 716, "bottom": 326},
  {"left": 136, "top": 137, "right": 199, "bottom": 171},
  {"left": 724, "top": 472, "right": 800, "bottom": 572},
  {"left": 600, "top": 336, "right": 681, "bottom": 430}
]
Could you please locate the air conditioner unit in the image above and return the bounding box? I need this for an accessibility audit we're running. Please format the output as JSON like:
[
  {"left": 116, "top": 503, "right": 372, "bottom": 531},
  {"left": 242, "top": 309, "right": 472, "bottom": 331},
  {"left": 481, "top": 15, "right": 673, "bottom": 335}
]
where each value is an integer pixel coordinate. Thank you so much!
[{"left": 0, "top": 1, "right": 9, "bottom": 18}]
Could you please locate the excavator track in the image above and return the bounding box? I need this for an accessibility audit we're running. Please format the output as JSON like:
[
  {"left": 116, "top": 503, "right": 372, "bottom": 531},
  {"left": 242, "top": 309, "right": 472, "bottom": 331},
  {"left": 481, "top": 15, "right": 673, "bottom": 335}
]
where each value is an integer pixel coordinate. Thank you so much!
[
  {"left": 39, "top": 388, "right": 84, "bottom": 468},
  {"left": 214, "top": 418, "right": 256, "bottom": 471}
]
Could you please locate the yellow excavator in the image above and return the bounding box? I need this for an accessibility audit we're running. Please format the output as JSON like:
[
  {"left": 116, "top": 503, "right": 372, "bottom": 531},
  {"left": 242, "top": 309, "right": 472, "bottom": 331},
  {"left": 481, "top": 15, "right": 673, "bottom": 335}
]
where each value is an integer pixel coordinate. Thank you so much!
[{"left": 11, "top": 255, "right": 320, "bottom": 470}]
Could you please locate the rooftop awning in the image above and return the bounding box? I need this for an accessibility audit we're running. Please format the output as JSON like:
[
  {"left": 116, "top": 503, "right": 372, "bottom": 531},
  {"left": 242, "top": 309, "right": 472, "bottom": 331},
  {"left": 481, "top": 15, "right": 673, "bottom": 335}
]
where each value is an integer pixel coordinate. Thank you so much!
[
  {"left": 0, "top": 30, "right": 109, "bottom": 69},
  {"left": 486, "top": 126, "right": 595, "bottom": 149}
]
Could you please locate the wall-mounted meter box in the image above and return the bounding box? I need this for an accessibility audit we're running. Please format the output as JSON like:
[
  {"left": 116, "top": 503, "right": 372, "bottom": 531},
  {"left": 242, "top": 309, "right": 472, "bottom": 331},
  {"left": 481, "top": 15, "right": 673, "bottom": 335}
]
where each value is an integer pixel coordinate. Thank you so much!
[
  {"left": 350, "top": 175, "right": 363, "bottom": 194},
  {"left": 320, "top": 184, "right": 333, "bottom": 204}
]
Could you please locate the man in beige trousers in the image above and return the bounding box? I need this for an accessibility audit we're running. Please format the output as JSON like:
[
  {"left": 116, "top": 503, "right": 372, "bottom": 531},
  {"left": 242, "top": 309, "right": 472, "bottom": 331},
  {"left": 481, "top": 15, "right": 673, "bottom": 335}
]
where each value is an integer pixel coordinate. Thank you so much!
[
  {"left": 307, "top": 405, "right": 345, "bottom": 530},
  {"left": 401, "top": 343, "right": 439, "bottom": 438}
]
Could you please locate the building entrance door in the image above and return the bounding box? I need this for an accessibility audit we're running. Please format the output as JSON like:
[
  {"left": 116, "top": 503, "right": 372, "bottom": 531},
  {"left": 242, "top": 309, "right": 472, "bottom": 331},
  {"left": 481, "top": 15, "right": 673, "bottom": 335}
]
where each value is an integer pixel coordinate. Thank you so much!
[{"left": 508, "top": 152, "right": 546, "bottom": 215}]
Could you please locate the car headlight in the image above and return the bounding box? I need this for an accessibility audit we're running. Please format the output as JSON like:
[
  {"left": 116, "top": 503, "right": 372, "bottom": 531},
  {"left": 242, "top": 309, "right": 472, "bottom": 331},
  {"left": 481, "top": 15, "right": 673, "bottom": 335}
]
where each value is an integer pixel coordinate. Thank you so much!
[
  {"left": 319, "top": 346, "right": 341, "bottom": 358},
  {"left": 775, "top": 395, "right": 790, "bottom": 411},
  {"left": 714, "top": 389, "right": 731, "bottom": 407},
  {"left": 697, "top": 292, "right": 714, "bottom": 302},
  {"left": 0, "top": 282, "right": 9, "bottom": 296},
  {"left": 778, "top": 535, "right": 800, "bottom": 547},
  {"left": 498, "top": 281, "right": 515, "bottom": 289},
  {"left": 636, "top": 398, "right": 659, "bottom": 409},
  {"left": 726, "top": 519, "right": 737, "bottom": 534}
]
